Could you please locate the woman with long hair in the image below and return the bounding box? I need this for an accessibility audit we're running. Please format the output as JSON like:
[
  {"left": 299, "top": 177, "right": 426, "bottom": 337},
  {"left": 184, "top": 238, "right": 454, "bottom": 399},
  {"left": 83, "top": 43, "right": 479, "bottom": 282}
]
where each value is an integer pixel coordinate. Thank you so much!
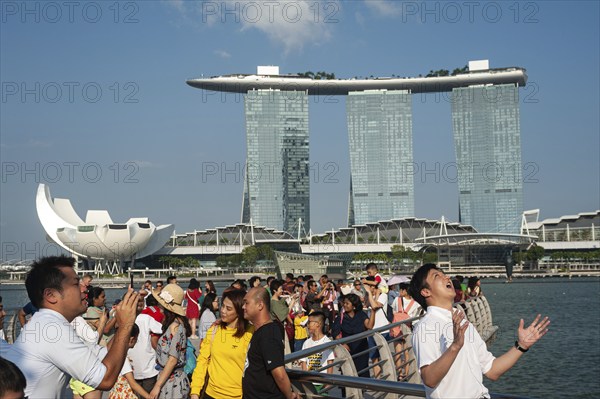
[
  {"left": 190, "top": 290, "right": 253, "bottom": 399},
  {"left": 198, "top": 293, "right": 219, "bottom": 343},
  {"left": 204, "top": 280, "right": 217, "bottom": 295},
  {"left": 331, "top": 292, "right": 376, "bottom": 378},
  {"left": 149, "top": 284, "right": 192, "bottom": 399},
  {"left": 185, "top": 278, "right": 203, "bottom": 339}
]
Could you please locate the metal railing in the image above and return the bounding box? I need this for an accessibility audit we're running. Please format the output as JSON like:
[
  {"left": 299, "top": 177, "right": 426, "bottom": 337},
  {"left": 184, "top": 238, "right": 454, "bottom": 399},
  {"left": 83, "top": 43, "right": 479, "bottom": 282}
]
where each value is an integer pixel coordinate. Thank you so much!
[{"left": 283, "top": 297, "right": 516, "bottom": 398}]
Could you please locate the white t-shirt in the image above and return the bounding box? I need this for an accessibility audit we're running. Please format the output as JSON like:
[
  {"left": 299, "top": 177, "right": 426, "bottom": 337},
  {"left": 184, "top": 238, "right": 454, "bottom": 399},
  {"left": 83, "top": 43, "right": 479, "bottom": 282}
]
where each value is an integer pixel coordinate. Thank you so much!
[
  {"left": 373, "top": 292, "right": 389, "bottom": 329},
  {"left": 412, "top": 306, "right": 495, "bottom": 399},
  {"left": 3, "top": 308, "right": 107, "bottom": 399},
  {"left": 128, "top": 313, "right": 163, "bottom": 379},
  {"left": 72, "top": 315, "right": 100, "bottom": 345},
  {"left": 199, "top": 310, "right": 217, "bottom": 339},
  {"left": 300, "top": 336, "right": 335, "bottom": 371}
]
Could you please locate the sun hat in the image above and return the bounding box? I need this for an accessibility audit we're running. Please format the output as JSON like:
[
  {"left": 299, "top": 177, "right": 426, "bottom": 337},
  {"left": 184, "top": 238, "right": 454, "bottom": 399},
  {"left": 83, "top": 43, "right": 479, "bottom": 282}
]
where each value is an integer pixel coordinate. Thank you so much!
[
  {"left": 83, "top": 306, "right": 104, "bottom": 320},
  {"left": 152, "top": 283, "right": 185, "bottom": 316}
]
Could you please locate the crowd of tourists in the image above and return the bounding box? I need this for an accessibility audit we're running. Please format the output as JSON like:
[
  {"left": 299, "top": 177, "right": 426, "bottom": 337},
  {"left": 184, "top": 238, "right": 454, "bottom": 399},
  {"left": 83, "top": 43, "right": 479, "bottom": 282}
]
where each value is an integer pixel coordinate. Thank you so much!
[{"left": 0, "top": 257, "right": 550, "bottom": 399}]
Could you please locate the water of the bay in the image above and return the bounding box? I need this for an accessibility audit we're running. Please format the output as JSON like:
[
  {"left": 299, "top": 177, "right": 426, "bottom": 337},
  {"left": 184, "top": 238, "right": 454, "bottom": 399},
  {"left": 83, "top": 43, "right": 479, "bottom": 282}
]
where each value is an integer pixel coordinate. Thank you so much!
[{"left": 1, "top": 277, "right": 599, "bottom": 398}]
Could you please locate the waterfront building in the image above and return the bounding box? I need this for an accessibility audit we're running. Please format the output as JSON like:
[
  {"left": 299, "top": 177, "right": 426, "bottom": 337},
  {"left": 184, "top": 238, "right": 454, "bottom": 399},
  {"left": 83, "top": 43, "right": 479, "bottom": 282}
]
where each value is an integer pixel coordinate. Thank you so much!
[
  {"left": 36, "top": 184, "right": 174, "bottom": 274},
  {"left": 188, "top": 61, "right": 529, "bottom": 234},
  {"left": 241, "top": 87, "right": 310, "bottom": 234},
  {"left": 451, "top": 83, "right": 523, "bottom": 233},
  {"left": 347, "top": 90, "right": 414, "bottom": 225}
]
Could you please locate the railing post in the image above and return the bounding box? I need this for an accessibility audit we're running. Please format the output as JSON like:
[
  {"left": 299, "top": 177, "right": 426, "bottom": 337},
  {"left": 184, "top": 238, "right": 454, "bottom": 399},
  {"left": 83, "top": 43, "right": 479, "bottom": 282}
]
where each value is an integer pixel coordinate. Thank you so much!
[
  {"left": 333, "top": 344, "right": 364, "bottom": 399},
  {"left": 370, "top": 332, "right": 399, "bottom": 398}
]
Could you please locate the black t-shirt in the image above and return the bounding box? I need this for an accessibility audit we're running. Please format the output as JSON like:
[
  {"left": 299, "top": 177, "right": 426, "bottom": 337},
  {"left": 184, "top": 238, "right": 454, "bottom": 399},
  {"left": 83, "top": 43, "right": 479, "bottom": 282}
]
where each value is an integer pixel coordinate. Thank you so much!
[
  {"left": 305, "top": 292, "right": 322, "bottom": 312},
  {"left": 242, "top": 321, "right": 286, "bottom": 399}
]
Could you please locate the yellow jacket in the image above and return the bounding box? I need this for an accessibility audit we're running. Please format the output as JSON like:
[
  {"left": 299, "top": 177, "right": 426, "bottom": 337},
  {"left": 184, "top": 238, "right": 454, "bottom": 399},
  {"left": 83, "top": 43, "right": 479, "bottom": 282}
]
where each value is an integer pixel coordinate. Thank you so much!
[
  {"left": 190, "top": 324, "right": 253, "bottom": 399},
  {"left": 294, "top": 315, "right": 308, "bottom": 340}
]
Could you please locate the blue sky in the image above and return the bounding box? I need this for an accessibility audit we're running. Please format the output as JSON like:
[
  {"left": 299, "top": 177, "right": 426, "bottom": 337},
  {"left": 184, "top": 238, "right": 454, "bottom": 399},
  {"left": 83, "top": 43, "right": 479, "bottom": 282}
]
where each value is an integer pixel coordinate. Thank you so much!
[{"left": 1, "top": 0, "right": 599, "bottom": 259}]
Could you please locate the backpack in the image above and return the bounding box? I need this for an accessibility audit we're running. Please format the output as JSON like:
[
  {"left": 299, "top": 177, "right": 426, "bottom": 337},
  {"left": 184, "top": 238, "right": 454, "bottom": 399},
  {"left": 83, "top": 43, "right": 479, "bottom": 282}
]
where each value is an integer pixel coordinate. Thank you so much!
[
  {"left": 389, "top": 298, "right": 415, "bottom": 338},
  {"left": 385, "top": 302, "right": 394, "bottom": 323},
  {"left": 183, "top": 338, "right": 197, "bottom": 376}
]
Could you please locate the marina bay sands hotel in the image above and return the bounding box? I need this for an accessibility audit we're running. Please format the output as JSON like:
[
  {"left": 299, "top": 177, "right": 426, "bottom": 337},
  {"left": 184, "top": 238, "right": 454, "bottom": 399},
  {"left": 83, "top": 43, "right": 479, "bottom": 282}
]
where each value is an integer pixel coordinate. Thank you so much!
[{"left": 187, "top": 60, "right": 526, "bottom": 235}]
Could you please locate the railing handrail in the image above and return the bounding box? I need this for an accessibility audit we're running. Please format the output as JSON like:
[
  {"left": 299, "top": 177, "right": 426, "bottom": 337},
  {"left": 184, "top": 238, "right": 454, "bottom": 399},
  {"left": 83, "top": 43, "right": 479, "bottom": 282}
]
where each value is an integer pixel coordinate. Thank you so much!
[{"left": 284, "top": 314, "right": 422, "bottom": 364}]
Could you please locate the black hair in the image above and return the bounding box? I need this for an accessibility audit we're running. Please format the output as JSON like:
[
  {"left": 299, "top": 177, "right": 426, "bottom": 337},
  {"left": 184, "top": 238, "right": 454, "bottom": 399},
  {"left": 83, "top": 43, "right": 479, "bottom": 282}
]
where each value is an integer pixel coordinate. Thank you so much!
[
  {"left": 87, "top": 286, "right": 105, "bottom": 308},
  {"left": 167, "top": 275, "right": 177, "bottom": 284},
  {"left": 365, "top": 275, "right": 378, "bottom": 289},
  {"left": 366, "top": 263, "right": 378, "bottom": 271},
  {"left": 130, "top": 323, "right": 140, "bottom": 338},
  {"left": 162, "top": 308, "right": 192, "bottom": 337},
  {"left": 399, "top": 282, "right": 410, "bottom": 291},
  {"left": 200, "top": 292, "right": 218, "bottom": 319},
  {"left": 344, "top": 293, "right": 363, "bottom": 312},
  {"left": 409, "top": 263, "right": 439, "bottom": 309},
  {"left": 221, "top": 289, "right": 250, "bottom": 338},
  {"left": 266, "top": 276, "right": 275, "bottom": 283},
  {"left": 0, "top": 357, "right": 26, "bottom": 396},
  {"left": 146, "top": 293, "right": 159, "bottom": 307},
  {"left": 309, "top": 310, "right": 326, "bottom": 325},
  {"left": 249, "top": 276, "right": 262, "bottom": 287},
  {"left": 205, "top": 280, "right": 217, "bottom": 294},
  {"left": 286, "top": 273, "right": 294, "bottom": 280},
  {"left": 468, "top": 277, "right": 480, "bottom": 290},
  {"left": 307, "top": 279, "right": 317, "bottom": 289},
  {"left": 452, "top": 279, "right": 462, "bottom": 290},
  {"left": 270, "top": 279, "right": 283, "bottom": 293},
  {"left": 188, "top": 278, "right": 200, "bottom": 290},
  {"left": 25, "top": 255, "right": 76, "bottom": 309}
]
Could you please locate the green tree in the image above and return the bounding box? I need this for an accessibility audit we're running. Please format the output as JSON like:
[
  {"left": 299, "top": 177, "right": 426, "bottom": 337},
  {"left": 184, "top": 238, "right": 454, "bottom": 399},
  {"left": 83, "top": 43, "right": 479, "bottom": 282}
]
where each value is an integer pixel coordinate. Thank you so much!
[
  {"left": 526, "top": 245, "right": 545, "bottom": 268},
  {"left": 242, "top": 246, "right": 259, "bottom": 267}
]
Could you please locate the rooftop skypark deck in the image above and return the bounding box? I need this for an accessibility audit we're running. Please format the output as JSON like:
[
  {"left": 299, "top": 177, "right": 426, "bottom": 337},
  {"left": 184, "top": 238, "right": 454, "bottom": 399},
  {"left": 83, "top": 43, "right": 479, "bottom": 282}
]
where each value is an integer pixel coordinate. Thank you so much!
[{"left": 186, "top": 66, "right": 527, "bottom": 95}]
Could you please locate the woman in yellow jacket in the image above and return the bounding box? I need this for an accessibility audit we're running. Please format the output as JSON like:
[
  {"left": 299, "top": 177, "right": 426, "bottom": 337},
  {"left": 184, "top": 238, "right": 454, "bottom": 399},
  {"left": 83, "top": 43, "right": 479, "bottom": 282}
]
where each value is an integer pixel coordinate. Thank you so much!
[{"left": 190, "top": 289, "right": 253, "bottom": 399}]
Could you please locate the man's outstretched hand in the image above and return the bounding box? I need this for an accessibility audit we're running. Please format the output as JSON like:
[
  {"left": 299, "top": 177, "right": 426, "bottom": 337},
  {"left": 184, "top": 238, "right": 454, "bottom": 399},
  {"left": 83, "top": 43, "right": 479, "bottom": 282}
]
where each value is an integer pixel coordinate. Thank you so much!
[{"left": 517, "top": 314, "right": 550, "bottom": 350}]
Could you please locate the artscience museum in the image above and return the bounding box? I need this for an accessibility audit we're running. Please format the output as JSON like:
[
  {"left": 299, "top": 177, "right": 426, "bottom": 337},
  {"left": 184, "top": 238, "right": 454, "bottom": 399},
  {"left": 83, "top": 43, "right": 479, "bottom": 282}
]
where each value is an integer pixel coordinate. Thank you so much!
[{"left": 36, "top": 184, "right": 174, "bottom": 273}]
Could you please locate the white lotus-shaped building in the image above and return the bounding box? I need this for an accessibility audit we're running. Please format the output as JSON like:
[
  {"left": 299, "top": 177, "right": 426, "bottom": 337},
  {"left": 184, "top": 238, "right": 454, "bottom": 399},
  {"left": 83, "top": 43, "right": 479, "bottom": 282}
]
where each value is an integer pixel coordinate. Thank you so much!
[{"left": 36, "top": 184, "right": 174, "bottom": 272}]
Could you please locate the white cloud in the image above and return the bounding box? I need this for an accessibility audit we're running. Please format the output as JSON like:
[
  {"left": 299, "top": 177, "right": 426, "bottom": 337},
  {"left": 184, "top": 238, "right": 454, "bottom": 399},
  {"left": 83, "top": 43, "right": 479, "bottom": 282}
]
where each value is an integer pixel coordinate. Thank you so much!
[
  {"left": 239, "top": 0, "right": 338, "bottom": 54},
  {"left": 363, "top": 0, "right": 401, "bottom": 17},
  {"left": 214, "top": 49, "right": 232, "bottom": 59},
  {"left": 163, "top": 0, "right": 339, "bottom": 54}
]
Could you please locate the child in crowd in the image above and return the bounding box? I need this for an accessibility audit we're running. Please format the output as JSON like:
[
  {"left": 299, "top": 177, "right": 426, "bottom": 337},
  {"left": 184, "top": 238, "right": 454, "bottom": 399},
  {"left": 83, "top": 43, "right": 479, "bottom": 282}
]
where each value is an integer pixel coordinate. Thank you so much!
[
  {"left": 300, "top": 311, "right": 335, "bottom": 394},
  {"left": 0, "top": 357, "right": 27, "bottom": 399},
  {"left": 109, "top": 324, "right": 151, "bottom": 399},
  {"left": 293, "top": 307, "right": 309, "bottom": 352},
  {"left": 362, "top": 263, "right": 389, "bottom": 294}
]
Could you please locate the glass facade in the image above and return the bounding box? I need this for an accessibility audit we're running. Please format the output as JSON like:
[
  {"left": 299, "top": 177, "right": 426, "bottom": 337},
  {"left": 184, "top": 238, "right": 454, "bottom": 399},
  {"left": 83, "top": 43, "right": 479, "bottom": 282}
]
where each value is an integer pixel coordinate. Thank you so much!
[
  {"left": 347, "top": 90, "right": 414, "bottom": 226},
  {"left": 451, "top": 84, "right": 523, "bottom": 233},
  {"left": 242, "top": 90, "right": 310, "bottom": 234}
]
